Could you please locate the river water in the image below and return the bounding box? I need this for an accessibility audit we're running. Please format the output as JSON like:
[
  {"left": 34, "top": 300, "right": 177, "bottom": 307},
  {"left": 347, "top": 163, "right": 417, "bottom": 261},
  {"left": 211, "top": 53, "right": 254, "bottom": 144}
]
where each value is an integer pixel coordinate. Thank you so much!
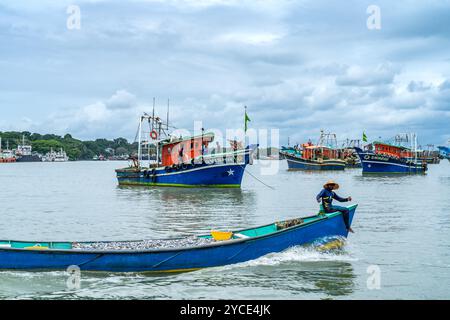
[{"left": 0, "top": 160, "right": 449, "bottom": 299}]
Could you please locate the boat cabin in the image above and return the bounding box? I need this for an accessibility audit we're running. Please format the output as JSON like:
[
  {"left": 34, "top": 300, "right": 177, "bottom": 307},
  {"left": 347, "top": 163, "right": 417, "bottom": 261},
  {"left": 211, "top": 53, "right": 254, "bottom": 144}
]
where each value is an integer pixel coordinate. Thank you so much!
[
  {"left": 301, "top": 143, "right": 339, "bottom": 160},
  {"left": 372, "top": 142, "right": 413, "bottom": 159},
  {"left": 161, "top": 132, "right": 215, "bottom": 166}
]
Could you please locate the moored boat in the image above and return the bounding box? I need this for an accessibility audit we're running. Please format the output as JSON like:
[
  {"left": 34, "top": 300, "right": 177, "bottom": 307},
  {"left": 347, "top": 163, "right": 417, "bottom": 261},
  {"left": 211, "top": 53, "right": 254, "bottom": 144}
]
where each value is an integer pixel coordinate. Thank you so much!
[
  {"left": 280, "top": 132, "right": 346, "bottom": 171},
  {"left": 116, "top": 113, "right": 257, "bottom": 188},
  {"left": 417, "top": 145, "right": 440, "bottom": 164},
  {"left": 339, "top": 139, "right": 362, "bottom": 169},
  {"left": 42, "top": 148, "right": 69, "bottom": 162},
  {"left": 0, "top": 138, "right": 16, "bottom": 163},
  {"left": 15, "top": 135, "right": 42, "bottom": 162},
  {"left": 0, "top": 151, "right": 16, "bottom": 163},
  {"left": 437, "top": 145, "right": 450, "bottom": 162},
  {"left": 0, "top": 204, "right": 357, "bottom": 272},
  {"left": 354, "top": 133, "right": 427, "bottom": 174}
]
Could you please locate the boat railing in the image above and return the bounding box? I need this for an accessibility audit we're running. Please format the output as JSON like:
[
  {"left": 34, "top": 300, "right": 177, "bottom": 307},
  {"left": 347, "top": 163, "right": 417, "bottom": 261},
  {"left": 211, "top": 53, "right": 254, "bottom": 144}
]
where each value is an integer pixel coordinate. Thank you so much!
[
  {"left": 131, "top": 146, "right": 255, "bottom": 169},
  {"left": 190, "top": 148, "right": 248, "bottom": 165}
]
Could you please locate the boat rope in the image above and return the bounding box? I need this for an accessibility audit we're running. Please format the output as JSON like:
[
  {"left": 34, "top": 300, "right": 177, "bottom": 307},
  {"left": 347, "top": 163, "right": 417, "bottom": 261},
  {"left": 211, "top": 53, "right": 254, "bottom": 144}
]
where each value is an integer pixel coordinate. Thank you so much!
[{"left": 241, "top": 165, "right": 275, "bottom": 190}]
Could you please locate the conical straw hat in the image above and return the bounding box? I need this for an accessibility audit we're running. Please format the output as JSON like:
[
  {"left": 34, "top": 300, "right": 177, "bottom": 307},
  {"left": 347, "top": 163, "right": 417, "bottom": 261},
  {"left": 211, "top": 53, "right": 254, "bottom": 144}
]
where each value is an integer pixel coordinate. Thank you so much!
[{"left": 323, "top": 180, "right": 339, "bottom": 190}]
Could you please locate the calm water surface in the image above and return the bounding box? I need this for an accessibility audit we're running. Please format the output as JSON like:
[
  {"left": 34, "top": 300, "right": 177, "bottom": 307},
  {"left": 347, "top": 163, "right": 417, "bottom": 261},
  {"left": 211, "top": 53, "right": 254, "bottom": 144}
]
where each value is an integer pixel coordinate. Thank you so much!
[{"left": 0, "top": 160, "right": 449, "bottom": 299}]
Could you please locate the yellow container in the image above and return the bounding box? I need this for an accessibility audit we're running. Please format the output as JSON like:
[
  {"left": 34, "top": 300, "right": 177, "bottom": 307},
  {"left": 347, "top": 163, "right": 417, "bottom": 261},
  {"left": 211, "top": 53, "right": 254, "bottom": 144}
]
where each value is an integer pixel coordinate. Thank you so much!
[
  {"left": 211, "top": 230, "right": 233, "bottom": 241},
  {"left": 24, "top": 244, "right": 49, "bottom": 250}
]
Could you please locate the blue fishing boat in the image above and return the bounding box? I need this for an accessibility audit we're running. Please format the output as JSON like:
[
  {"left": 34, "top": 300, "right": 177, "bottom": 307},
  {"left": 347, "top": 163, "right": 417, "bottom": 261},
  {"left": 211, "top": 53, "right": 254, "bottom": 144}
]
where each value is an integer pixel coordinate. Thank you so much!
[
  {"left": 116, "top": 113, "right": 257, "bottom": 188},
  {"left": 0, "top": 205, "right": 357, "bottom": 272},
  {"left": 354, "top": 133, "right": 427, "bottom": 174},
  {"left": 280, "top": 132, "right": 346, "bottom": 171},
  {"left": 437, "top": 145, "right": 450, "bottom": 162}
]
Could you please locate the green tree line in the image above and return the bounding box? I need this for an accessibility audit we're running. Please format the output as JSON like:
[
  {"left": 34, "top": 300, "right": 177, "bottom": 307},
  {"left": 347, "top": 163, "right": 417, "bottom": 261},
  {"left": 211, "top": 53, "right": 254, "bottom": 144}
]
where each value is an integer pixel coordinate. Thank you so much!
[{"left": 0, "top": 131, "right": 137, "bottom": 161}]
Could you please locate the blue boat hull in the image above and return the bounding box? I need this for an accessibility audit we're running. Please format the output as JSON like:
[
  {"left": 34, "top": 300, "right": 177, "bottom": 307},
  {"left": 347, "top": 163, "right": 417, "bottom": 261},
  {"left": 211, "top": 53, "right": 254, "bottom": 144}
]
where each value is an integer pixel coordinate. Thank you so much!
[
  {"left": 0, "top": 206, "right": 357, "bottom": 272},
  {"left": 285, "top": 154, "right": 346, "bottom": 171},
  {"left": 354, "top": 148, "right": 427, "bottom": 174},
  {"left": 116, "top": 163, "right": 246, "bottom": 188}
]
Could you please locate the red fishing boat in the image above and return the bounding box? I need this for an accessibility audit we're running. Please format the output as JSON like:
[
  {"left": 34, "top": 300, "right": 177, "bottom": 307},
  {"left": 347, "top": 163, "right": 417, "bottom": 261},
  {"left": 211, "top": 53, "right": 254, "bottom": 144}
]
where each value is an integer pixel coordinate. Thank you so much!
[{"left": 0, "top": 138, "right": 16, "bottom": 163}]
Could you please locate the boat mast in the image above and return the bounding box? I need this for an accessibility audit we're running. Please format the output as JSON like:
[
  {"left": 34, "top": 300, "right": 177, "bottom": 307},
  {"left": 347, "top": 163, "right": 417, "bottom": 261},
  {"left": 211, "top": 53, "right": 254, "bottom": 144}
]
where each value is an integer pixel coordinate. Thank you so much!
[
  {"left": 414, "top": 133, "right": 418, "bottom": 166},
  {"left": 137, "top": 116, "right": 143, "bottom": 168},
  {"left": 167, "top": 99, "right": 170, "bottom": 131}
]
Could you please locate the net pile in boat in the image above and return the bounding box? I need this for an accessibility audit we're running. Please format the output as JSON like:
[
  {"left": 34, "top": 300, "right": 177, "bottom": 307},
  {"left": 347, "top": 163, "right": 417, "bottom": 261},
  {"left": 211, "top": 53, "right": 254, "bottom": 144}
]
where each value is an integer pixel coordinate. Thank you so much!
[{"left": 72, "top": 236, "right": 215, "bottom": 251}]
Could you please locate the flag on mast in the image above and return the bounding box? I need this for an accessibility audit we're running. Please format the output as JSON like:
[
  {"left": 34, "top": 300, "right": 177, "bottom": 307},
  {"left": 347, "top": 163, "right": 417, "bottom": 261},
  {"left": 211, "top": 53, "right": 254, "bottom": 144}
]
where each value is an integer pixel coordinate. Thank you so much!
[
  {"left": 244, "top": 106, "right": 251, "bottom": 133},
  {"left": 362, "top": 132, "right": 368, "bottom": 142}
]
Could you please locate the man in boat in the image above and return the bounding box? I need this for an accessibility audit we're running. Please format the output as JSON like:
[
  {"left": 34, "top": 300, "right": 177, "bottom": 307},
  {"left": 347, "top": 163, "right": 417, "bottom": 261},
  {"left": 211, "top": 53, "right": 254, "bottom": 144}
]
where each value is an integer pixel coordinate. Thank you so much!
[{"left": 317, "top": 180, "right": 354, "bottom": 233}]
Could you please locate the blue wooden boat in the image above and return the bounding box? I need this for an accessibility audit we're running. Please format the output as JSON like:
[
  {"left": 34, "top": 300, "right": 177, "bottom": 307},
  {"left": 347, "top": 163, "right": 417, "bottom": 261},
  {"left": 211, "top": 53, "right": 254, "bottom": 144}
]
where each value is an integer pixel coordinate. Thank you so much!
[
  {"left": 437, "top": 146, "right": 450, "bottom": 162},
  {"left": 284, "top": 152, "right": 346, "bottom": 170},
  {"left": 116, "top": 150, "right": 254, "bottom": 188},
  {"left": 354, "top": 138, "right": 427, "bottom": 174},
  {"left": 0, "top": 205, "right": 357, "bottom": 272},
  {"left": 116, "top": 113, "right": 257, "bottom": 188},
  {"left": 280, "top": 132, "right": 346, "bottom": 171}
]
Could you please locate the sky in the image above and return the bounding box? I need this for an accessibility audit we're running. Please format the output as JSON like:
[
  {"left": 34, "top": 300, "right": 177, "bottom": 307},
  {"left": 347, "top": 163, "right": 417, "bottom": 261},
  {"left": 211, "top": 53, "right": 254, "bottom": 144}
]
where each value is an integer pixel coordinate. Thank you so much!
[{"left": 0, "top": 0, "right": 449, "bottom": 147}]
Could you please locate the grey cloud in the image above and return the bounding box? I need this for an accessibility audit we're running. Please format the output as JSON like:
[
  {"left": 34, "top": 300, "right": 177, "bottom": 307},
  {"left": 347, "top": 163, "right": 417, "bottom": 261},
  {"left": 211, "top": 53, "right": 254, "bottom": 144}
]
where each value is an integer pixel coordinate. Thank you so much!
[
  {"left": 335, "top": 64, "right": 399, "bottom": 87},
  {"left": 105, "top": 90, "right": 137, "bottom": 110},
  {"left": 408, "top": 81, "right": 432, "bottom": 92},
  {"left": 1, "top": 0, "right": 450, "bottom": 145}
]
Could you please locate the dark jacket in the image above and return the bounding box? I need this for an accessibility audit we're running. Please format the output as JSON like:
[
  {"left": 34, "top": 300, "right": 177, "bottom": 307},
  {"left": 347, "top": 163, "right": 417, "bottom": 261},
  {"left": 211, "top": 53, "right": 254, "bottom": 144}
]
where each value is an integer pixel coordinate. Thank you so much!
[{"left": 316, "top": 188, "right": 349, "bottom": 212}]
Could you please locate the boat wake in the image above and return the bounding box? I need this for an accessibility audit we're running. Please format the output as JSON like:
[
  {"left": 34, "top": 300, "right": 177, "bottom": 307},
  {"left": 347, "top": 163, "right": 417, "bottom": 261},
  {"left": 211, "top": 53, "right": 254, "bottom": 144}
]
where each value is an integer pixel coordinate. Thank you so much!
[{"left": 220, "top": 236, "right": 357, "bottom": 271}]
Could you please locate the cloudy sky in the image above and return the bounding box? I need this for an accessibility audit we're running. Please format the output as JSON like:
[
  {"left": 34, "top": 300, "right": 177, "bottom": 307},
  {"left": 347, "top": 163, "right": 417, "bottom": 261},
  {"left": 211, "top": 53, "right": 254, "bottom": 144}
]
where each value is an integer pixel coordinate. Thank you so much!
[{"left": 0, "top": 0, "right": 449, "bottom": 146}]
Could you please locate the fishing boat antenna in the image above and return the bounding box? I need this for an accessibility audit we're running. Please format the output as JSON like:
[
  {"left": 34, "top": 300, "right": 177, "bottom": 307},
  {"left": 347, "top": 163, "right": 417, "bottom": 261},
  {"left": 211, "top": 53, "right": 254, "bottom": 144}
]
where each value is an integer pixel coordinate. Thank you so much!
[
  {"left": 167, "top": 99, "right": 170, "bottom": 131},
  {"left": 152, "top": 97, "right": 156, "bottom": 132},
  {"left": 137, "top": 115, "right": 143, "bottom": 168}
]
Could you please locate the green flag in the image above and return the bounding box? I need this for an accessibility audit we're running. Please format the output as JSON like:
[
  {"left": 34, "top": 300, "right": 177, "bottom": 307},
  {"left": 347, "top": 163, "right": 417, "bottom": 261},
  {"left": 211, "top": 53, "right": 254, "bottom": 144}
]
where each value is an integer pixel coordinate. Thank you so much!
[
  {"left": 245, "top": 108, "right": 251, "bottom": 132},
  {"left": 363, "top": 132, "right": 368, "bottom": 142}
]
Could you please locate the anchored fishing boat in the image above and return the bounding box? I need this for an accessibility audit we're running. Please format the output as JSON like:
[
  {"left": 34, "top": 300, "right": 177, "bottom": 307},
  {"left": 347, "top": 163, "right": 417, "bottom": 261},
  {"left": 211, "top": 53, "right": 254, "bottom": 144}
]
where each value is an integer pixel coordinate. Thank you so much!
[
  {"left": 42, "top": 148, "right": 69, "bottom": 162},
  {"left": 280, "top": 131, "right": 346, "bottom": 170},
  {"left": 116, "top": 112, "right": 257, "bottom": 188},
  {"left": 15, "top": 135, "right": 41, "bottom": 162},
  {"left": 0, "top": 138, "right": 16, "bottom": 163},
  {"left": 339, "top": 139, "right": 362, "bottom": 169},
  {"left": 0, "top": 150, "right": 16, "bottom": 163},
  {"left": 417, "top": 145, "right": 440, "bottom": 164},
  {"left": 354, "top": 133, "right": 427, "bottom": 174},
  {"left": 0, "top": 204, "right": 357, "bottom": 272},
  {"left": 437, "top": 145, "right": 450, "bottom": 162}
]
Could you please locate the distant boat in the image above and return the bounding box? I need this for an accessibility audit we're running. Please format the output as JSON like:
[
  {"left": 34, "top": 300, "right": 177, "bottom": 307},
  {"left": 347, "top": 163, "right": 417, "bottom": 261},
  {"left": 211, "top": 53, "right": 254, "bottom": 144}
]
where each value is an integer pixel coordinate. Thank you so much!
[
  {"left": 339, "top": 139, "right": 362, "bottom": 169},
  {"left": 413, "top": 144, "right": 440, "bottom": 164},
  {"left": 93, "top": 155, "right": 107, "bottom": 161},
  {"left": 280, "top": 131, "right": 346, "bottom": 170},
  {"left": 15, "top": 135, "right": 41, "bottom": 162},
  {"left": 437, "top": 145, "right": 450, "bottom": 162},
  {"left": 116, "top": 112, "right": 258, "bottom": 188},
  {"left": 354, "top": 133, "right": 428, "bottom": 174},
  {"left": 42, "top": 148, "right": 69, "bottom": 162},
  {"left": 0, "top": 137, "right": 16, "bottom": 163},
  {"left": 0, "top": 205, "right": 357, "bottom": 272},
  {"left": 0, "top": 149, "right": 16, "bottom": 163}
]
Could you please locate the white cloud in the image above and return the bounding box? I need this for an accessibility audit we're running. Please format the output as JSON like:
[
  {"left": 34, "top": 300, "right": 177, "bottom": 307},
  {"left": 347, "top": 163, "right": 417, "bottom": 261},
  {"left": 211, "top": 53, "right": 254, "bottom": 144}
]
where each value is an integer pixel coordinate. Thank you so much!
[
  {"left": 215, "top": 32, "right": 283, "bottom": 45},
  {"left": 1, "top": 0, "right": 450, "bottom": 145},
  {"left": 105, "top": 90, "right": 137, "bottom": 110},
  {"left": 336, "top": 64, "right": 400, "bottom": 87}
]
